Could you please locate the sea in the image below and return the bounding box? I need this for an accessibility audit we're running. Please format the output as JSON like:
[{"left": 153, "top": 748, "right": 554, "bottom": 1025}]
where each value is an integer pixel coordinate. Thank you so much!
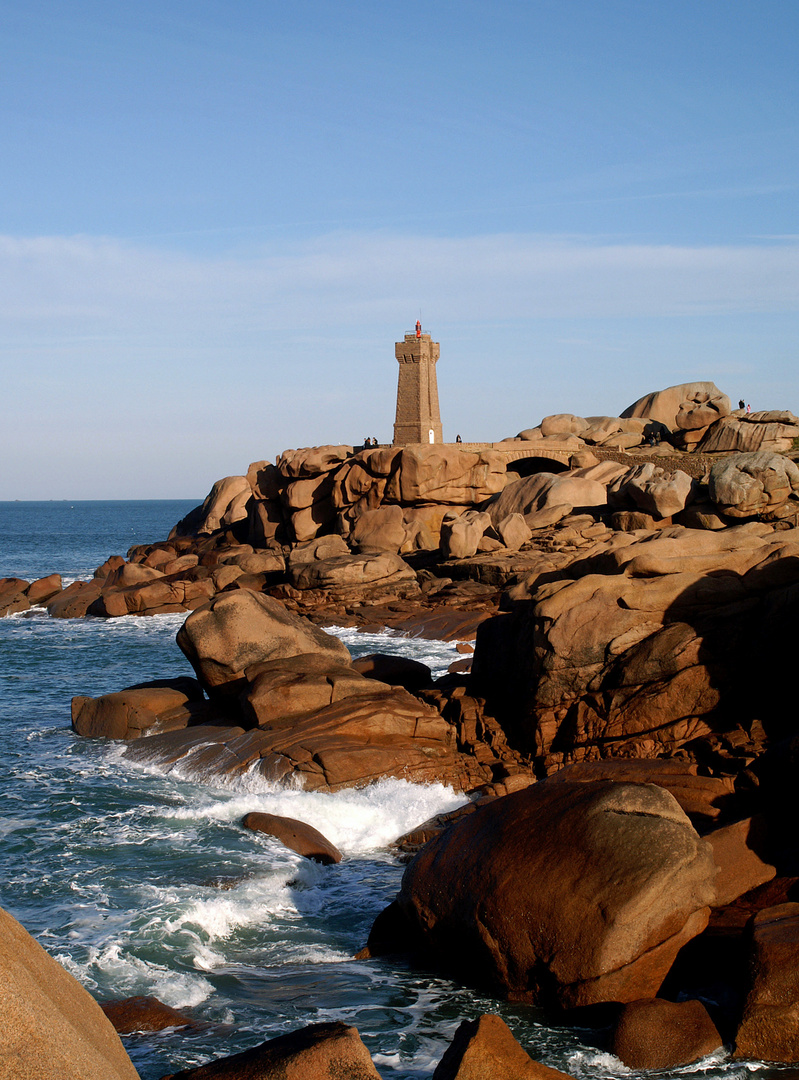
[{"left": 0, "top": 500, "right": 769, "bottom": 1079}]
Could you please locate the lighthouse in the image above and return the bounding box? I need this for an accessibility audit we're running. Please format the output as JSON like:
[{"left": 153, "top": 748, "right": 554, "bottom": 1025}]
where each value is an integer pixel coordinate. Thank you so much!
[{"left": 392, "top": 322, "right": 443, "bottom": 446}]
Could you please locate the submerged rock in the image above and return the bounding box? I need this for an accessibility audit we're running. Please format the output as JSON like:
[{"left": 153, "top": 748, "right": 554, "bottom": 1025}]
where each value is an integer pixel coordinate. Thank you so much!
[
  {"left": 611, "top": 998, "right": 722, "bottom": 1069},
  {"left": 242, "top": 812, "right": 342, "bottom": 864},
  {"left": 159, "top": 1021, "right": 382, "bottom": 1079},
  {"left": 101, "top": 995, "right": 194, "bottom": 1034},
  {"left": 432, "top": 1013, "right": 575, "bottom": 1080}
]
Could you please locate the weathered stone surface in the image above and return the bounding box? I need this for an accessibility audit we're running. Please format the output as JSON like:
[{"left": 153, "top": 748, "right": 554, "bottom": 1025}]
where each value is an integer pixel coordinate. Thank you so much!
[
  {"left": 600, "top": 432, "right": 644, "bottom": 449},
  {"left": 288, "top": 534, "right": 350, "bottom": 569},
  {"left": 611, "top": 998, "right": 722, "bottom": 1069},
  {"left": 472, "top": 525, "right": 798, "bottom": 768},
  {"left": 246, "top": 459, "right": 281, "bottom": 500},
  {"left": 580, "top": 416, "right": 623, "bottom": 444},
  {"left": 385, "top": 446, "right": 508, "bottom": 505},
  {"left": 26, "top": 573, "right": 63, "bottom": 605},
  {"left": 71, "top": 679, "right": 205, "bottom": 740},
  {"left": 289, "top": 551, "right": 416, "bottom": 591},
  {"left": 160, "top": 1021, "right": 381, "bottom": 1079},
  {"left": 488, "top": 473, "right": 606, "bottom": 524},
  {"left": 622, "top": 382, "right": 730, "bottom": 430},
  {"left": 708, "top": 817, "right": 777, "bottom": 907},
  {"left": 242, "top": 812, "right": 342, "bottom": 864},
  {"left": 289, "top": 501, "right": 336, "bottom": 543},
  {"left": 367, "top": 781, "right": 715, "bottom": 1008},
  {"left": 101, "top": 996, "right": 193, "bottom": 1034},
  {"left": 277, "top": 445, "right": 353, "bottom": 479},
  {"left": 699, "top": 412, "right": 799, "bottom": 454},
  {"left": 0, "top": 576, "right": 30, "bottom": 616},
  {"left": 496, "top": 513, "right": 532, "bottom": 551},
  {"left": 125, "top": 682, "right": 490, "bottom": 793},
  {"left": 193, "top": 476, "right": 252, "bottom": 534},
  {"left": 241, "top": 654, "right": 386, "bottom": 726},
  {"left": 709, "top": 452, "right": 799, "bottom": 519},
  {"left": 440, "top": 510, "right": 491, "bottom": 560},
  {"left": 609, "top": 463, "right": 696, "bottom": 519},
  {"left": 544, "top": 759, "right": 735, "bottom": 830},
  {"left": 432, "top": 1014, "right": 575, "bottom": 1080},
  {"left": 351, "top": 652, "right": 433, "bottom": 691},
  {"left": 45, "top": 579, "right": 105, "bottom": 618},
  {"left": 282, "top": 471, "right": 335, "bottom": 511},
  {"left": 351, "top": 504, "right": 407, "bottom": 552},
  {"left": 103, "top": 562, "right": 166, "bottom": 588},
  {"left": 0, "top": 904, "right": 141, "bottom": 1080},
  {"left": 735, "top": 904, "right": 799, "bottom": 1061},
  {"left": 539, "top": 413, "right": 588, "bottom": 437},
  {"left": 176, "top": 591, "right": 350, "bottom": 696}
]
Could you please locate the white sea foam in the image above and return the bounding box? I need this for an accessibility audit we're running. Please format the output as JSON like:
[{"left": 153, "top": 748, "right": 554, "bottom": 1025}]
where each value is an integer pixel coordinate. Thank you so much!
[{"left": 162, "top": 776, "right": 468, "bottom": 855}]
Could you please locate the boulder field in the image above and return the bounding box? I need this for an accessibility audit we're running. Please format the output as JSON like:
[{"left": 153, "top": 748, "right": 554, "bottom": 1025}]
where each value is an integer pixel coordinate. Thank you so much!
[
  {"left": 19, "top": 381, "right": 799, "bottom": 1068},
  {"left": 0, "top": 903, "right": 576, "bottom": 1080}
]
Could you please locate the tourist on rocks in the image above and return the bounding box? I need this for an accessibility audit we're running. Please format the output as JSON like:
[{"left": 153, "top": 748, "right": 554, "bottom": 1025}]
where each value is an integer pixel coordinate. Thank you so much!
[
  {"left": 739, "top": 399, "right": 746, "bottom": 409},
  {"left": 456, "top": 434, "right": 462, "bottom": 443}
]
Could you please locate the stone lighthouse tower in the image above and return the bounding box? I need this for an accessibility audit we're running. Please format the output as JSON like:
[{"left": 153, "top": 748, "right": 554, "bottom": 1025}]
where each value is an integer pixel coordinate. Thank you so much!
[{"left": 392, "top": 321, "right": 443, "bottom": 445}]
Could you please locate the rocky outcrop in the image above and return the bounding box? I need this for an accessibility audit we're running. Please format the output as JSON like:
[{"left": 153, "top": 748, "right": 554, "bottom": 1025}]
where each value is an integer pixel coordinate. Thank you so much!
[
  {"left": 0, "top": 904, "right": 141, "bottom": 1080},
  {"left": 699, "top": 410, "right": 799, "bottom": 454},
  {"left": 608, "top": 463, "right": 696, "bottom": 519},
  {"left": 365, "top": 781, "right": 716, "bottom": 1009},
  {"left": 432, "top": 1014, "right": 575, "bottom": 1080},
  {"left": 708, "top": 452, "right": 799, "bottom": 519},
  {"left": 622, "top": 382, "right": 730, "bottom": 430},
  {"left": 125, "top": 679, "right": 493, "bottom": 793},
  {"left": 734, "top": 903, "right": 799, "bottom": 1061},
  {"left": 176, "top": 590, "right": 351, "bottom": 697},
  {"left": 160, "top": 1021, "right": 382, "bottom": 1079},
  {"left": 440, "top": 510, "right": 492, "bottom": 559},
  {"left": 0, "top": 574, "right": 63, "bottom": 615},
  {"left": 611, "top": 998, "right": 722, "bottom": 1069},
  {"left": 486, "top": 473, "right": 607, "bottom": 523},
  {"left": 472, "top": 523, "right": 799, "bottom": 770},
  {"left": 71, "top": 678, "right": 206, "bottom": 740}
]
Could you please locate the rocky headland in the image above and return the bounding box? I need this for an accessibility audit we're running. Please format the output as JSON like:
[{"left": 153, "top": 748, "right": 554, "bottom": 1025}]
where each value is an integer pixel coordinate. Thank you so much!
[{"left": 9, "top": 380, "right": 799, "bottom": 1077}]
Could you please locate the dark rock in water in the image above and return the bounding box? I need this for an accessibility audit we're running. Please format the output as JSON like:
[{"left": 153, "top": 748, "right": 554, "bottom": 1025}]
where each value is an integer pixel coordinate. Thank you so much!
[
  {"left": 432, "top": 1013, "right": 575, "bottom": 1080},
  {"left": 364, "top": 781, "right": 716, "bottom": 1009},
  {"left": 242, "top": 812, "right": 342, "bottom": 864},
  {"left": 0, "top": 577, "right": 30, "bottom": 617},
  {"left": 352, "top": 652, "right": 433, "bottom": 691},
  {"left": 735, "top": 902, "right": 799, "bottom": 1061},
  {"left": 159, "top": 1020, "right": 382, "bottom": 1079},
  {"left": 101, "top": 995, "right": 194, "bottom": 1034},
  {"left": 71, "top": 678, "right": 206, "bottom": 740},
  {"left": 611, "top": 998, "right": 722, "bottom": 1069},
  {"left": 45, "top": 578, "right": 105, "bottom": 618},
  {"left": 26, "top": 573, "right": 62, "bottom": 605},
  {"left": 0, "top": 904, "right": 139, "bottom": 1080}
]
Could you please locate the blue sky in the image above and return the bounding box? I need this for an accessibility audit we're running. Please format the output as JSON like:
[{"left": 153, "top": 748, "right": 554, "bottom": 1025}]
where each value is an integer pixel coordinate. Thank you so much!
[{"left": 2, "top": 0, "right": 798, "bottom": 498}]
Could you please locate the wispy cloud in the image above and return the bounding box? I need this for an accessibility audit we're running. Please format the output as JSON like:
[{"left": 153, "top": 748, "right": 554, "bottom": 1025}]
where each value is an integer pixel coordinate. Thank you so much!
[{"left": 1, "top": 231, "right": 798, "bottom": 342}]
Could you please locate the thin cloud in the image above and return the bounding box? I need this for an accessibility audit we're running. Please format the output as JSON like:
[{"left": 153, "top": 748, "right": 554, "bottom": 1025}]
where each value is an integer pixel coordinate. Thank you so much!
[{"left": 1, "top": 232, "right": 798, "bottom": 341}]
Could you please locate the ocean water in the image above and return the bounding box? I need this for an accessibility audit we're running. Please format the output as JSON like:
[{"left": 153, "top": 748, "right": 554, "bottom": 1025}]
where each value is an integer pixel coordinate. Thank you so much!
[{"left": 0, "top": 501, "right": 770, "bottom": 1079}]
